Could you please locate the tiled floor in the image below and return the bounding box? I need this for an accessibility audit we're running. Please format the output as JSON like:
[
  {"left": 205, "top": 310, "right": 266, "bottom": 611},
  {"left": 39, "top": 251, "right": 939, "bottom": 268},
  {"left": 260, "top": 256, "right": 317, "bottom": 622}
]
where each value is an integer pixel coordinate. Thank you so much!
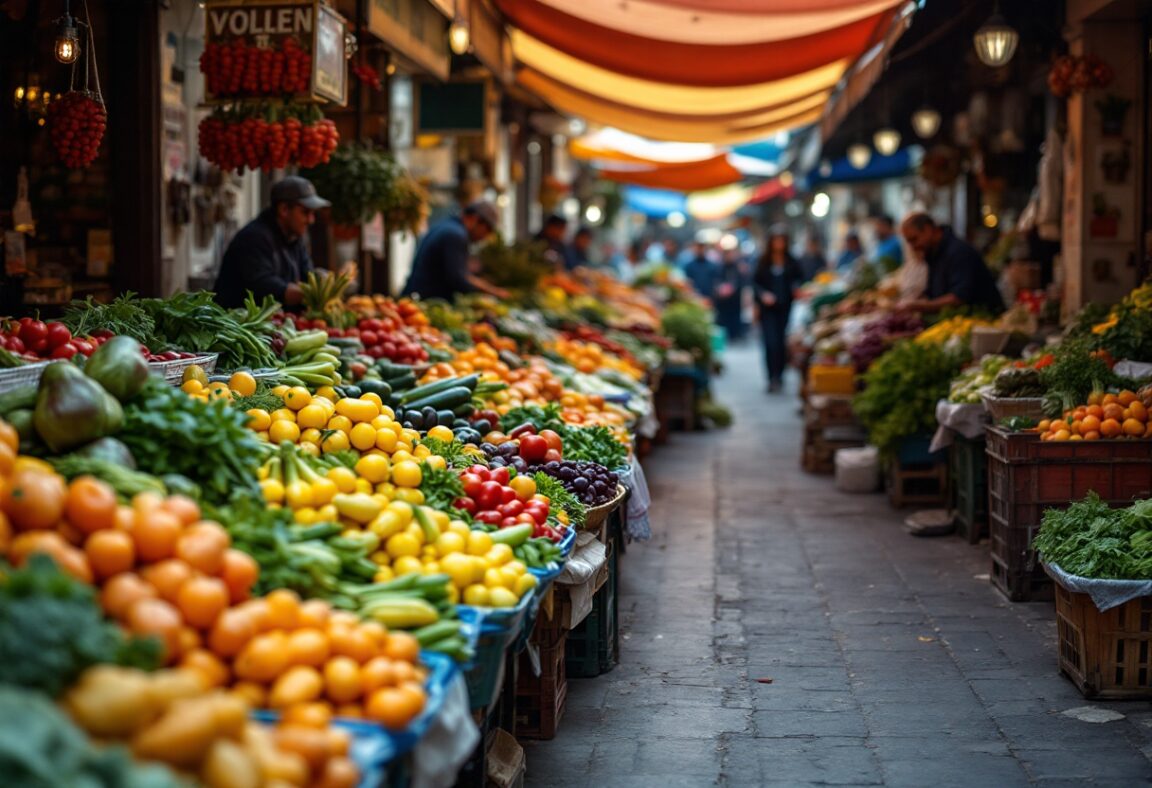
[{"left": 522, "top": 340, "right": 1152, "bottom": 787}]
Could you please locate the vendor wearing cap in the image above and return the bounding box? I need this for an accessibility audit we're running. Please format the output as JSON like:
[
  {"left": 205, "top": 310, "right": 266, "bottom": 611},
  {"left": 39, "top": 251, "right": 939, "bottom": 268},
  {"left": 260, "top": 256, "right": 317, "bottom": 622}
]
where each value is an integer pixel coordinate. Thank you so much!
[
  {"left": 214, "top": 176, "right": 331, "bottom": 309},
  {"left": 901, "top": 212, "right": 1005, "bottom": 315},
  {"left": 401, "top": 201, "right": 509, "bottom": 301}
]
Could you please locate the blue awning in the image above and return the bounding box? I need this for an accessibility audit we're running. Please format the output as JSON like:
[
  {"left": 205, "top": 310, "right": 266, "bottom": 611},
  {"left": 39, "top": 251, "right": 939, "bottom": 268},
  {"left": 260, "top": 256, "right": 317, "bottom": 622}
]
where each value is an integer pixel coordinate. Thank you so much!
[
  {"left": 808, "top": 145, "right": 923, "bottom": 184},
  {"left": 622, "top": 186, "right": 687, "bottom": 217}
]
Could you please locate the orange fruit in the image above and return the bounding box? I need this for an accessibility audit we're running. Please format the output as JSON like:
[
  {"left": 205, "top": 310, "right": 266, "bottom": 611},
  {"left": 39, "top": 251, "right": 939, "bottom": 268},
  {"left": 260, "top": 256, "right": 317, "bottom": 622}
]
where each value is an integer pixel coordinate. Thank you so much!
[
  {"left": 1129, "top": 401, "right": 1148, "bottom": 422},
  {"left": 268, "top": 665, "right": 324, "bottom": 708},
  {"left": 1102, "top": 393, "right": 1118, "bottom": 406},
  {"left": 161, "top": 494, "right": 201, "bottom": 526},
  {"left": 287, "top": 628, "right": 332, "bottom": 667},
  {"left": 175, "top": 523, "right": 229, "bottom": 575},
  {"left": 126, "top": 597, "right": 183, "bottom": 660},
  {"left": 1101, "top": 418, "right": 1123, "bottom": 438},
  {"left": 359, "top": 657, "right": 397, "bottom": 694},
  {"left": 1118, "top": 390, "right": 1137, "bottom": 406},
  {"left": 280, "top": 701, "right": 335, "bottom": 730},
  {"left": 1083, "top": 430, "right": 1101, "bottom": 441},
  {"left": 265, "top": 588, "right": 302, "bottom": 629},
  {"left": 176, "top": 575, "right": 230, "bottom": 629},
  {"left": 1052, "top": 429, "right": 1071, "bottom": 441},
  {"left": 323, "top": 656, "right": 363, "bottom": 704},
  {"left": 298, "top": 599, "right": 332, "bottom": 630},
  {"left": 315, "top": 757, "right": 360, "bottom": 788},
  {"left": 382, "top": 631, "right": 420, "bottom": 664},
  {"left": 272, "top": 724, "right": 330, "bottom": 774},
  {"left": 141, "top": 558, "right": 194, "bottom": 604},
  {"left": 180, "top": 648, "right": 230, "bottom": 687},
  {"left": 1, "top": 469, "right": 67, "bottom": 531},
  {"left": 234, "top": 632, "right": 291, "bottom": 682},
  {"left": 1123, "top": 418, "right": 1145, "bottom": 437},
  {"left": 132, "top": 510, "right": 182, "bottom": 562},
  {"left": 100, "top": 571, "right": 158, "bottom": 619},
  {"left": 230, "top": 681, "right": 267, "bottom": 708},
  {"left": 329, "top": 625, "right": 377, "bottom": 663},
  {"left": 208, "top": 607, "right": 257, "bottom": 657},
  {"left": 1080, "top": 415, "right": 1101, "bottom": 434},
  {"left": 64, "top": 476, "right": 118, "bottom": 534},
  {"left": 364, "top": 686, "right": 424, "bottom": 730},
  {"left": 220, "top": 549, "right": 259, "bottom": 603},
  {"left": 0, "top": 420, "right": 17, "bottom": 451},
  {"left": 1103, "top": 403, "right": 1126, "bottom": 421},
  {"left": 84, "top": 529, "right": 136, "bottom": 580}
]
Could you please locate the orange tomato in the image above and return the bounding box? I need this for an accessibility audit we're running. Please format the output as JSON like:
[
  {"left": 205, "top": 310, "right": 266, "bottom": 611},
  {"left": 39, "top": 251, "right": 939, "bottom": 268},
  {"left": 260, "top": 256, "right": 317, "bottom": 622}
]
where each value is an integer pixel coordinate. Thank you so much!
[
  {"left": 329, "top": 625, "right": 377, "bottom": 663},
  {"left": 208, "top": 607, "right": 257, "bottom": 657},
  {"left": 220, "top": 549, "right": 259, "bottom": 603},
  {"left": 0, "top": 420, "right": 17, "bottom": 451},
  {"left": 281, "top": 701, "right": 334, "bottom": 729},
  {"left": 0, "top": 441, "right": 15, "bottom": 476},
  {"left": 100, "top": 571, "right": 158, "bottom": 619},
  {"left": 358, "top": 620, "right": 388, "bottom": 648},
  {"left": 1101, "top": 418, "right": 1123, "bottom": 438},
  {"left": 1, "top": 468, "right": 66, "bottom": 531},
  {"left": 126, "top": 597, "right": 183, "bottom": 659},
  {"left": 286, "top": 628, "right": 331, "bottom": 667},
  {"left": 271, "top": 724, "right": 330, "bottom": 773},
  {"left": 364, "top": 685, "right": 424, "bottom": 730},
  {"left": 180, "top": 648, "right": 230, "bottom": 687},
  {"left": 8, "top": 529, "right": 69, "bottom": 566},
  {"left": 382, "top": 631, "right": 420, "bottom": 664},
  {"left": 269, "top": 665, "right": 324, "bottom": 708},
  {"left": 298, "top": 598, "right": 332, "bottom": 630},
  {"left": 359, "top": 657, "right": 397, "bottom": 694},
  {"left": 141, "top": 558, "right": 194, "bottom": 604},
  {"left": 54, "top": 545, "right": 94, "bottom": 583},
  {"left": 237, "top": 598, "right": 272, "bottom": 632},
  {"left": 64, "top": 476, "right": 118, "bottom": 534},
  {"left": 175, "top": 524, "right": 229, "bottom": 575},
  {"left": 162, "top": 494, "right": 201, "bottom": 526},
  {"left": 323, "top": 656, "right": 363, "bottom": 704},
  {"left": 132, "top": 510, "right": 182, "bottom": 562},
  {"left": 315, "top": 757, "right": 360, "bottom": 788},
  {"left": 234, "top": 631, "right": 291, "bottom": 682},
  {"left": 176, "top": 575, "right": 230, "bottom": 629},
  {"left": 84, "top": 529, "right": 136, "bottom": 579},
  {"left": 265, "top": 588, "right": 302, "bottom": 629}
]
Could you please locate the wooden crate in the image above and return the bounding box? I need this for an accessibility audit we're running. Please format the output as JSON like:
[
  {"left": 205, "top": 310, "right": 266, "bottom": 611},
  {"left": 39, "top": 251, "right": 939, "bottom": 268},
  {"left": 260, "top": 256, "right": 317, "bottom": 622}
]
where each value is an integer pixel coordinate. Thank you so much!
[
  {"left": 802, "top": 424, "right": 868, "bottom": 475},
  {"left": 985, "top": 426, "right": 1152, "bottom": 601},
  {"left": 1053, "top": 576, "right": 1152, "bottom": 699},
  {"left": 886, "top": 461, "right": 948, "bottom": 508},
  {"left": 950, "top": 435, "right": 988, "bottom": 544}
]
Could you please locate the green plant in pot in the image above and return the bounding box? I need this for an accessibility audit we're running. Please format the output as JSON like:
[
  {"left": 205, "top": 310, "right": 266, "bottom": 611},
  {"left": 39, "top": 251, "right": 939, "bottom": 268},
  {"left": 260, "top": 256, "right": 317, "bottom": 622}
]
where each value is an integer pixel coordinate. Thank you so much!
[{"left": 301, "top": 144, "right": 399, "bottom": 227}]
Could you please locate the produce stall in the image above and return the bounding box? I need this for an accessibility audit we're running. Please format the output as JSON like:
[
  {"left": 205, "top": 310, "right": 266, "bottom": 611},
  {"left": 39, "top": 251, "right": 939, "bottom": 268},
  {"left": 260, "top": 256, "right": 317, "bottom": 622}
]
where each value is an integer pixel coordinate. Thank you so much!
[{"left": 0, "top": 262, "right": 715, "bottom": 785}]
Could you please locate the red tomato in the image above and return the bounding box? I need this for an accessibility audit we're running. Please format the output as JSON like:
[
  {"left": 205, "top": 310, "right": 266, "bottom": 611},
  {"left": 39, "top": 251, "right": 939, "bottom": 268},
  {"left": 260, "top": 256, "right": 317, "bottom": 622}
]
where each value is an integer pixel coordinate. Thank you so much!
[
  {"left": 453, "top": 497, "right": 477, "bottom": 515},
  {"left": 515, "top": 513, "right": 537, "bottom": 525},
  {"left": 476, "top": 481, "right": 504, "bottom": 511},
  {"left": 539, "top": 429, "right": 564, "bottom": 453},
  {"left": 489, "top": 467, "right": 510, "bottom": 486},
  {"left": 518, "top": 435, "right": 549, "bottom": 463},
  {"left": 500, "top": 486, "right": 517, "bottom": 504},
  {"left": 543, "top": 449, "right": 563, "bottom": 463},
  {"left": 71, "top": 339, "right": 94, "bottom": 356},
  {"left": 525, "top": 503, "right": 549, "bottom": 525},
  {"left": 476, "top": 511, "right": 502, "bottom": 525},
  {"left": 497, "top": 500, "right": 524, "bottom": 518},
  {"left": 460, "top": 474, "right": 484, "bottom": 499},
  {"left": 468, "top": 465, "right": 490, "bottom": 481},
  {"left": 45, "top": 322, "right": 72, "bottom": 349},
  {"left": 6, "top": 336, "right": 24, "bottom": 353},
  {"left": 500, "top": 517, "right": 520, "bottom": 528},
  {"left": 50, "top": 342, "right": 78, "bottom": 359},
  {"left": 18, "top": 320, "right": 47, "bottom": 347},
  {"left": 360, "top": 330, "right": 378, "bottom": 347}
]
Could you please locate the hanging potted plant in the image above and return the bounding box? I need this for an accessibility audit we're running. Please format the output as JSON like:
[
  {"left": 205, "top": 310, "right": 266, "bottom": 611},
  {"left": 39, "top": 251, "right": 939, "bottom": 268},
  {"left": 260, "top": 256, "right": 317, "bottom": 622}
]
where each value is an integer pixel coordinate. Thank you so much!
[{"left": 300, "top": 143, "right": 398, "bottom": 236}]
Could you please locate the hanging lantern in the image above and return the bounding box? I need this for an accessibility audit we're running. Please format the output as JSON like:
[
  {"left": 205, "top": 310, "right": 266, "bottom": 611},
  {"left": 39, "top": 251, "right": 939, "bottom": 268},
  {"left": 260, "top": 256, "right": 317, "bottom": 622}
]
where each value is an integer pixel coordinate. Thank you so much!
[
  {"left": 847, "top": 144, "right": 872, "bottom": 170},
  {"left": 911, "top": 107, "right": 942, "bottom": 139},
  {"left": 53, "top": 1, "right": 80, "bottom": 64},
  {"left": 873, "top": 128, "right": 902, "bottom": 156},
  {"left": 448, "top": 19, "right": 471, "bottom": 55},
  {"left": 973, "top": 5, "right": 1019, "bottom": 67}
]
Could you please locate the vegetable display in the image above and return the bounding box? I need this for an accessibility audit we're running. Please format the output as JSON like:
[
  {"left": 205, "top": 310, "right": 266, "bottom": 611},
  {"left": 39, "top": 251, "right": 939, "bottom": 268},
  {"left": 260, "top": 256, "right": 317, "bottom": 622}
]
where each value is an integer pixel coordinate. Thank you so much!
[
  {"left": 48, "top": 92, "right": 106, "bottom": 169},
  {"left": 1035, "top": 495, "right": 1152, "bottom": 579}
]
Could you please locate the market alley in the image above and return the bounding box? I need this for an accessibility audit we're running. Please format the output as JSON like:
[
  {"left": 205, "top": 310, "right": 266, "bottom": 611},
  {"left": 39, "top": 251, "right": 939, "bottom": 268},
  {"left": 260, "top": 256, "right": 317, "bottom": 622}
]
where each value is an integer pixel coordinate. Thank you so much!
[{"left": 524, "top": 340, "right": 1152, "bottom": 788}]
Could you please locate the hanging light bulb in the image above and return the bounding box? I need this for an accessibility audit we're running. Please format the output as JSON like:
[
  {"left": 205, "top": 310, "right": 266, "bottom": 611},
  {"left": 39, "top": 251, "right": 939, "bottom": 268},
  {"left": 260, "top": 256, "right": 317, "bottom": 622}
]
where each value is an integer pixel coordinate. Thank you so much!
[
  {"left": 448, "top": 19, "right": 471, "bottom": 55},
  {"left": 911, "top": 107, "right": 942, "bottom": 139},
  {"left": 847, "top": 144, "right": 872, "bottom": 170},
  {"left": 973, "top": 4, "right": 1019, "bottom": 67},
  {"left": 873, "top": 128, "right": 902, "bottom": 156},
  {"left": 54, "top": 1, "right": 80, "bottom": 64}
]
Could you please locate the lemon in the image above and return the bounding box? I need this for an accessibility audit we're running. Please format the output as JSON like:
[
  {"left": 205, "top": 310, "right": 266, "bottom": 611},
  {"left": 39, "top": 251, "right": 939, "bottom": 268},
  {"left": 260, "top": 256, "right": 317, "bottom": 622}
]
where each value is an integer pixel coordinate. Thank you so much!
[
  {"left": 462, "top": 585, "right": 490, "bottom": 606},
  {"left": 335, "top": 397, "right": 379, "bottom": 423},
  {"left": 316, "top": 504, "right": 338, "bottom": 522},
  {"left": 368, "top": 510, "right": 405, "bottom": 540},
  {"left": 483, "top": 568, "right": 510, "bottom": 589},
  {"left": 298, "top": 428, "right": 321, "bottom": 445},
  {"left": 326, "top": 466, "right": 358, "bottom": 493},
  {"left": 315, "top": 385, "right": 339, "bottom": 401},
  {"left": 386, "top": 501, "right": 414, "bottom": 526},
  {"left": 371, "top": 415, "right": 392, "bottom": 430},
  {"left": 420, "top": 543, "right": 438, "bottom": 558},
  {"left": 446, "top": 585, "right": 460, "bottom": 605},
  {"left": 391, "top": 449, "right": 414, "bottom": 465},
  {"left": 413, "top": 444, "right": 432, "bottom": 460},
  {"left": 298, "top": 441, "right": 321, "bottom": 457},
  {"left": 284, "top": 386, "right": 312, "bottom": 410},
  {"left": 181, "top": 379, "right": 204, "bottom": 395},
  {"left": 448, "top": 520, "right": 471, "bottom": 538},
  {"left": 246, "top": 409, "right": 271, "bottom": 431},
  {"left": 407, "top": 524, "right": 428, "bottom": 545},
  {"left": 256, "top": 430, "right": 269, "bottom": 441},
  {"left": 268, "top": 420, "right": 301, "bottom": 444},
  {"left": 441, "top": 553, "right": 475, "bottom": 589},
  {"left": 271, "top": 384, "right": 289, "bottom": 396},
  {"left": 505, "top": 560, "right": 527, "bottom": 576},
  {"left": 515, "top": 574, "right": 538, "bottom": 596},
  {"left": 379, "top": 405, "right": 396, "bottom": 419},
  {"left": 327, "top": 415, "right": 353, "bottom": 433},
  {"left": 375, "top": 429, "right": 399, "bottom": 453},
  {"left": 208, "top": 383, "right": 233, "bottom": 399},
  {"left": 435, "top": 532, "right": 466, "bottom": 557},
  {"left": 349, "top": 422, "right": 378, "bottom": 452},
  {"left": 354, "top": 478, "right": 373, "bottom": 495},
  {"left": 294, "top": 506, "right": 318, "bottom": 525},
  {"left": 310, "top": 477, "right": 338, "bottom": 506},
  {"left": 423, "top": 455, "right": 447, "bottom": 472},
  {"left": 392, "top": 555, "right": 424, "bottom": 576},
  {"left": 499, "top": 566, "right": 522, "bottom": 588},
  {"left": 374, "top": 567, "right": 395, "bottom": 584},
  {"left": 375, "top": 482, "right": 397, "bottom": 498},
  {"left": 270, "top": 408, "right": 297, "bottom": 423},
  {"left": 488, "top": 587, "right": 519, "bottom": 608},
  {"left": 229, "top": 371, "right": 257, "bottom": 397},
  {"left": 422, "top": 561, "right": 441, "bottom": 575},
  {"left": 355, "top": 454, "right": 391, "bottom": 484},
  {"left": 425, "top": 425, "right": 455, "bottom": 443},
  {"left": 386, "top": 532, "right": 421, "bottom": 559},
  {"left": 361, "top": 392, "right": 383, "bottom": 407},
  {"left": 297, "top": 404, "right": 328, "bottom": 430},
  {"left": 467, "top": 531, "right": 494, "bottom": 556}
]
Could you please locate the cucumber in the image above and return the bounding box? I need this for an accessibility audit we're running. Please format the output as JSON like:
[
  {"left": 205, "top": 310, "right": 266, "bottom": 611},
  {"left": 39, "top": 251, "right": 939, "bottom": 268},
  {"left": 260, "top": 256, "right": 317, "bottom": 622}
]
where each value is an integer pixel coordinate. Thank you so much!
[
  {"left": 404, "top": 385, "right": 475, "bottom": 412},
  {"left": 453, "top": 402, "right": 475, "bottom": 418},
  {"left": 0, "top": 385, "right": 37, "bottom": 416},
  {"left": 399, "top": 374, "right": 480, "bottom": 404},
  {"left": 377, "top": 362, "right": 416, "bottom": 380},
  {"left": 412, "top": 619, "right": 462, "bottom": 647},
  {"left": 358, "top": 378, "right": 392, "bottom": 398}
]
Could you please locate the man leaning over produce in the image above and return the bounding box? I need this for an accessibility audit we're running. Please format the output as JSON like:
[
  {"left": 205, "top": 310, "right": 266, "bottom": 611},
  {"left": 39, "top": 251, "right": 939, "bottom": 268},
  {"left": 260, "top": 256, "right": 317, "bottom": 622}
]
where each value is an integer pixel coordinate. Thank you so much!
[
  {"left": 401, "top": 201, "right": 510, "bottom": 301},
  {"left": 900, "top": 212, "right": 1005, "bottom": 316},
  {"left": 214, "top": 176, "right": 353, "bottom": 310}
]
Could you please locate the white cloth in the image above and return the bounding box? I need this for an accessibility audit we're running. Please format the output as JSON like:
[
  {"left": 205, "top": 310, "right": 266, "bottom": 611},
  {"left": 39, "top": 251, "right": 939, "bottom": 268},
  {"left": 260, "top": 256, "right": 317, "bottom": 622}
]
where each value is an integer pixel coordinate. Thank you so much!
[
  {"left": 411, "top": 673, "right": 480, "bottom": 788},
  {"left": 931, "top": 401, "right": 990, "bottom": 452},
  {"left": 556, "top": 534, "right": 608, "bottom": 628},
  {"left": 1044, "top": 562, "right": 1152, "bottom": 613}
]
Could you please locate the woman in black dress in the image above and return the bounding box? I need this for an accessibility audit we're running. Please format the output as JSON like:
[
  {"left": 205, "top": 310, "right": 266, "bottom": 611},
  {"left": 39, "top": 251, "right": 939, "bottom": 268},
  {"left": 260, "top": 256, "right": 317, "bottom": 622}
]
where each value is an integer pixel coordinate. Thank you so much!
[{"left": 753, "top": 229, "right": 804, "bottom": 392}]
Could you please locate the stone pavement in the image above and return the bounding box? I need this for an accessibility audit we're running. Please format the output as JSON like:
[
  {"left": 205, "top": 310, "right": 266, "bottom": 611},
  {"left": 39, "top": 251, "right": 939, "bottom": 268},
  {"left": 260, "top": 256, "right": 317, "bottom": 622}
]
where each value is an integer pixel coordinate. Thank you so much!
[{"left": 522, "top": 341, "right": 1152, "bottom": 787}]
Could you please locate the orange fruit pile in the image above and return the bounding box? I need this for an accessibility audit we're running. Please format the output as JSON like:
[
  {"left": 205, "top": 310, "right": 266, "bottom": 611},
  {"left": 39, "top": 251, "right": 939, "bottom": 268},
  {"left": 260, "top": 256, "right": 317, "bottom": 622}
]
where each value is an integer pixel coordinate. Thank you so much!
[{"left": 1037, "top": 389, "right": 1152, "bottom": 441}]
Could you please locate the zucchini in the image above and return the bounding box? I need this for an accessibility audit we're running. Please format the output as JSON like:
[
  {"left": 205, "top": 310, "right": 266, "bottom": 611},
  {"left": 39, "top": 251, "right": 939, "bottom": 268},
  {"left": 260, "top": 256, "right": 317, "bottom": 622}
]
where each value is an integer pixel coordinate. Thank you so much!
[
  {"left": 453, "top": 403, "right": 475, "bottom": 418},
  {"left": 358, "top": 379, "right": 393, "bottom": 398},
  {"left": 404, "top": 385, "right": 475, "bottom": 412},
  {"left": 377, "top": 362, "right": 416, "bottom": 380},
  {"left": 0, "top": 385, "right": 37, "bottom": 416},
  {"left": 399, "top": 374, "right": 479, "bottom": 404}
]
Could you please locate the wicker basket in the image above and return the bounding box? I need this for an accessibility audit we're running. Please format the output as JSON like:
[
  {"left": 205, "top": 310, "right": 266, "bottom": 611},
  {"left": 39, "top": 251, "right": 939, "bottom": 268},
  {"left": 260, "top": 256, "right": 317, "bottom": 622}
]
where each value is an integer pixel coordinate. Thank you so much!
[
  {"left": 0, "top": 361, "right": 51, "bottom": 394},
  {"left": 149, "top": 354, "right": 219, "bottom": 385},
  {"left": 580, "top": 485, "right": 626, "bottom": 532},
  {"left": 981, "top": 392, "right": 1047, "bottom": 423}
]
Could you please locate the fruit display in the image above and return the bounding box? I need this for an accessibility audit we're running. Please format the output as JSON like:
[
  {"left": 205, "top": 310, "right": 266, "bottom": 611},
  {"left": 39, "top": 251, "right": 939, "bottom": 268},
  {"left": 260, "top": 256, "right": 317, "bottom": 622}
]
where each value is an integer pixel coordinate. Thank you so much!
[
  {"left": 199, "top": 110, "right": 339, "bottom": 173},
  {"left": 47, "top": 91, "right": 107, "bottom": 168},
  {"left": 948, "top": 355, "right": 1011, "bottom": 404},
  {"left": 1035, "top": 387, "right": 1152, "bottom": 441},
  {"left": 201, "top": 37, "right": 312, "bottom": 99}
]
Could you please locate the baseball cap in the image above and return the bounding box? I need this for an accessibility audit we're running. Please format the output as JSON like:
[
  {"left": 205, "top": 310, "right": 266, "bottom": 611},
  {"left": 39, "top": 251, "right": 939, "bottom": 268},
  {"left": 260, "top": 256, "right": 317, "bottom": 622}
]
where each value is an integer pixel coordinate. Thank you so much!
[
  {"left": 465, "top": 200, "right": 499, "bottom": 230},
  {"left": 271, "top": 176, "right": 331, "bottom": 210}
]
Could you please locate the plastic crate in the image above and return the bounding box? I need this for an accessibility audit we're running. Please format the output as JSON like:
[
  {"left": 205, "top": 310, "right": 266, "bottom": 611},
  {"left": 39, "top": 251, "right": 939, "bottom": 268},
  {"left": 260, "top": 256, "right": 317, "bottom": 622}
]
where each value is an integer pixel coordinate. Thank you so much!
[
  {"left": 565, "top": 537, "right": 618, "bottom": 678},
  {"left": 514, "top": 613, "right": 568, "bottom": 740},
  {"left": 985, "top": 426, "right": 1152, "bottom": 602},
  {"left": 950, "top": 435, "right": 988, "bottom": 544},
  {"left": 459, "top": 591, "right": 535, "bottom": 711},
  {"left": 807, "top": 364, "right": 857, "bottom": 395},
  {"left": 896, "top": 434, "right": 947, "bottom": 466},
  {"left": 1051, "top": 572, "right": 1152, "bottom": 699}
]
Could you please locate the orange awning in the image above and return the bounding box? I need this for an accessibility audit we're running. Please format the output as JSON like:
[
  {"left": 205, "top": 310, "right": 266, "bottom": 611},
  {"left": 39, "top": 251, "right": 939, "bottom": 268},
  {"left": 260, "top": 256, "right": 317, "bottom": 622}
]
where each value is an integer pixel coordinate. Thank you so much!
[{"left": 597, "top": 155, "right": 744, "bottom": 192}]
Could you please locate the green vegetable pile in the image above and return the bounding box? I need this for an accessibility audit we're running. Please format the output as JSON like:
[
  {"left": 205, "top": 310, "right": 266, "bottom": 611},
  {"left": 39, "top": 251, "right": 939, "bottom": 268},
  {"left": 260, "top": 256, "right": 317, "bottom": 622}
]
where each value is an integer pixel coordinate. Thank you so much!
[
  {"left": 853, "top": 339, "right": 967, "bottom": 457},
  {"left": 420, "top": 437, "right": 484, "bottom": 470},
  {"left": 1039, "top": 338, "right": 1117, "bottom": 414},
  {"left": 419, "top": 464, "right": 467, "bottom": 513},
  {"left": 478, "top": 238, "right": 554, "bottom": 290},
  {"left": 1035, "top": 495, "right": 1152, "bottom": 579},
  {"left": 533, "top": 471, "right": 586, "bottom": 528},
  {"left": 0, "top": 686, "right": 186, "bottom": 788},
  {"left": 0, "top": 555, "right": 161, "bottom": 698},
  {"left": 499, "top": 404, "right": 628, "bottom": 468},
  {"left": 119, "top": 378, "right": 265, "bottom": 505},
  {"left": 660, "top": 301, "right": 713, "bottom": 365},
  {"left": 950, "top": 355, "right": 1011, "bottom": 403}
]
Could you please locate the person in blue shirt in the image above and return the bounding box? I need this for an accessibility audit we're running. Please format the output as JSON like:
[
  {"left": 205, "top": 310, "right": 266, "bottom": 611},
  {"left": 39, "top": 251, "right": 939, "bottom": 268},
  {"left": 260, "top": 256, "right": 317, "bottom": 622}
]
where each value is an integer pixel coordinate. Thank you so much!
[
  {"left": 835, "top": 231, "right": 864, "bottom": 273},
  {"left": 536, "top": 214, "right": 569, "bottom": 270},
  {"left": 565, "top": 226, "right": 593, "bottom": 270},
  {"left": 401, "top": 202, "right": 509, "bottom": 301},
  {"left": 901, "top": 212, "right": 1005, "bottom": 315},
  {"left": 871, "top": 214, "right": 904, "bottom": 273},
  {"left": 681, "top": 242, "right": 719, "bottom": 299}
]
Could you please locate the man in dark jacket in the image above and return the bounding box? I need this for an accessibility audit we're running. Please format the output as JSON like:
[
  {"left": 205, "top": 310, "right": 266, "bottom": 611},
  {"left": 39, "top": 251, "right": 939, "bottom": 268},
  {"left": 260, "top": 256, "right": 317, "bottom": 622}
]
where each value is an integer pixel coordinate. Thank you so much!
[
  {"left": 901, "top": 212, "right": 1005, "bottom": 314},
  {"left": 536, "top": 214, "right": 569, "bottom": 270},
  {"left": 214, "top": 176, "right": 330, "bottom": 308},
  {"left": 401, "top": 201, "right": 508, "bottom": 301}
]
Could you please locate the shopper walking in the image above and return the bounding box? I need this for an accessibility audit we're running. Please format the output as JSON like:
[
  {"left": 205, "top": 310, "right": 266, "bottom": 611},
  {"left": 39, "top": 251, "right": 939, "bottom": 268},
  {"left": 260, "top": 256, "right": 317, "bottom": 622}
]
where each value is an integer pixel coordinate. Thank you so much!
[
  {"left": 714, "top": 248, "right": 748, "bottom": 341},
  {"left": 754, "top": 229, "right": 803, "bottom": 392},
  {"left": 682, "top": 242, "right": 719, "bottom": 299}
]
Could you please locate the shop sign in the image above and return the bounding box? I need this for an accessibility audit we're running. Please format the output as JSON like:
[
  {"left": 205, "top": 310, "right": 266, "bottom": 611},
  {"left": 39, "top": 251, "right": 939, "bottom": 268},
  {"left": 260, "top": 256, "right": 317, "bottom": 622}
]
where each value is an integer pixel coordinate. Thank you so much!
[{"left": 204, "top": 0, "right": 348, "bottom": 106}]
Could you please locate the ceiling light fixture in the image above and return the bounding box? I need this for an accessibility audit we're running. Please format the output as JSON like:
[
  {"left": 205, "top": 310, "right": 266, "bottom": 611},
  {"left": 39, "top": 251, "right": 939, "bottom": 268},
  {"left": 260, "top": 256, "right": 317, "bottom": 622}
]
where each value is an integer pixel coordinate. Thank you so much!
[
  {"left": 911, "top": 107, "right": 942, "bottom": 139},
  {"left": 847, "top": 144, "right": 872, "bottom": 170},
  {"left": 974, "top": 3, "right": 1019, "bottom": 67},
  {"left": 53, "top": 0, "right": 80, "bottom": 64},
  {"left": 873, "top": 128, "right": 902, "bottom": 156}
]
